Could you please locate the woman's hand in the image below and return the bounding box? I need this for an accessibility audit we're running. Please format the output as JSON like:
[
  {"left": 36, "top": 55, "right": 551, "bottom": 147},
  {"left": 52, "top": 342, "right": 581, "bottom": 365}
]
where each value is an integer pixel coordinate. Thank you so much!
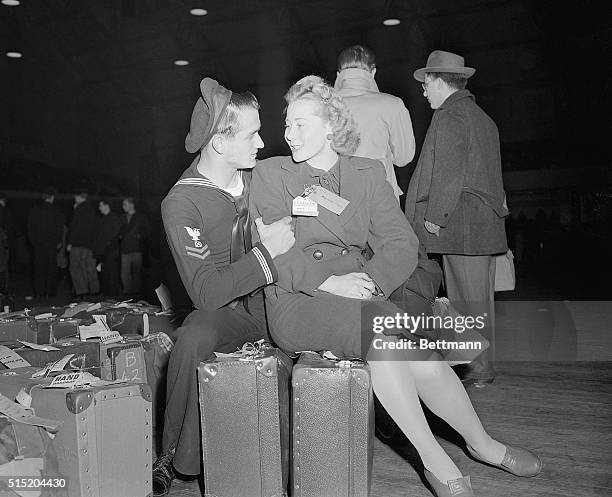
[{"left": 318, "top": 273, "right": 376, "bottom": 299}]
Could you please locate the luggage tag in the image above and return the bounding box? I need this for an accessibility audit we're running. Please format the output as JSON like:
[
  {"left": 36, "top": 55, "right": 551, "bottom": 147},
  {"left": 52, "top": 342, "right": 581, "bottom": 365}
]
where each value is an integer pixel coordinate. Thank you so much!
[
  {"left": 99, "top": 330, "right": 123, "bottom": 345},
  {"left": 18, "top": 341, "right": 60, "bottom": 352},
  {"left": 142, "top": 313, "right": 150, "bottom": 337},
  {"left": 34, "top": 312, "right": 54, "bottom": 320},
  {"left": 0, "top": 392, "right": 62, "bottom": 431},
  {"left": 0, "top": 345, "right": 31, "bottom": 369},
  {"left": 31, "top": 354, "right": 75, "bottom": 379},
  {"left": 293, "top": 185, "right": 319, "bottom": 217},
  {"left": 15, "top": 388, "right": 32, "bottom": 409},
  {"left": 307, "top": 185, "right": 349, "bottom": 215},
  {"left": 43, "top": 371, "right": 106, "bottom": 388}
]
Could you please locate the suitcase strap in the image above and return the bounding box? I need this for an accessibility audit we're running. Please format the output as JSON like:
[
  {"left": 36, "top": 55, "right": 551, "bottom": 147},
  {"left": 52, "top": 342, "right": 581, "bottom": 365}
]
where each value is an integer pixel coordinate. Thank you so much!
[
  {"left": 213, "top": 339, "right": 269, "bottom": 359},
  {"left": 0, "top": 393, "right": 62, "bottom": 432}
]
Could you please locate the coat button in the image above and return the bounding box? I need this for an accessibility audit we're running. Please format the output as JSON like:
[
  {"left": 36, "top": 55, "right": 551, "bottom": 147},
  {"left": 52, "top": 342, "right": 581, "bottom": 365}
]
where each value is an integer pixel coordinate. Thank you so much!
[
  {"left": 340, "top": 248, "right": 349, "bottom": 255},
  {"left": 313, "top": 250, "right": 323, "bottom": 260}
]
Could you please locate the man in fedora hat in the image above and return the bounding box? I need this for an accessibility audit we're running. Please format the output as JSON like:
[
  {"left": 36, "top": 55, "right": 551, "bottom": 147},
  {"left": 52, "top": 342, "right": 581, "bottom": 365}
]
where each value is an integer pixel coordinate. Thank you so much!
[
  {"left": 405, "top": 50, "right": 509, "bottom": 386},
  {"left": 153, "top": 77, "right": 295, "bottom": 496}
]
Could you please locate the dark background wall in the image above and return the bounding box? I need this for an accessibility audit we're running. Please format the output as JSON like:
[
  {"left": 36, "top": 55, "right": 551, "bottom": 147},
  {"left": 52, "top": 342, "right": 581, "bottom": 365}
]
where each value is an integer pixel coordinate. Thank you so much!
[
  {"left": 1, "top": 0, "right": 611, "bottom": 303},
  {"left": 2, "top": 0, "right": 610, "bottom": 195}
]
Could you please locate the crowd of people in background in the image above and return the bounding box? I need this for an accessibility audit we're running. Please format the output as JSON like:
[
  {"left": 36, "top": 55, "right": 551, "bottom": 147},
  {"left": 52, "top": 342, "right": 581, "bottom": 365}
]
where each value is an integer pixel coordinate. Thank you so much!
[{"left": 0, "top": 188, "right": 151, "bottom": 303}]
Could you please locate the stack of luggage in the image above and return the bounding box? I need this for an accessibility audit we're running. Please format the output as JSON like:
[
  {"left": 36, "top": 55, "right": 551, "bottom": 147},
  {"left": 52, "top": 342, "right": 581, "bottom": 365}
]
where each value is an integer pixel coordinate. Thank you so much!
[
  {"left": 2, "top": 301, "right": 378, "bottom": 496},
  {"left": 197, "top": 343, "right": 374, "bottom": 497},
  {"left": 0, "top": 302, "right": 180, "bottom": 497}
]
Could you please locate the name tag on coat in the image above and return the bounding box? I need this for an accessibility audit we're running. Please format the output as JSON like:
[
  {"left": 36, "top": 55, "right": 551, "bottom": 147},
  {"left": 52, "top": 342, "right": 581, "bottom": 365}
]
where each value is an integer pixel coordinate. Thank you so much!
[{"left": 292, "top": 196, "right": 319, "bottom": 216}]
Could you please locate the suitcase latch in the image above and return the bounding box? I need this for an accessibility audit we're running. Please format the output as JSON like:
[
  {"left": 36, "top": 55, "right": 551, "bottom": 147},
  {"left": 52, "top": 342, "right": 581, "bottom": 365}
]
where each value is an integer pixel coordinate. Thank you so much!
[
  {"left": 255, "top": 356, "right": 277, "bottom": 378},
  {"left": 201, "top": 364, "right": 218, "bottom": 383}
]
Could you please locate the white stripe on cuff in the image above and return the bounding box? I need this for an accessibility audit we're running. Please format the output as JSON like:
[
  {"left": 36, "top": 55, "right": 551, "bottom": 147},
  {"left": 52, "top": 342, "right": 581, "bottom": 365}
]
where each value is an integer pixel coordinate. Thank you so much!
[{"left": 252, "top": 246, "right": 273, "bottom": 284}]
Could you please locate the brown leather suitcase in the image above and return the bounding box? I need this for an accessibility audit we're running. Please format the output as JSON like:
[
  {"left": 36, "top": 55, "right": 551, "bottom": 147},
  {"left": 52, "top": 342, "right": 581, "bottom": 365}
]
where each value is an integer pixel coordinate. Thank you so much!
[
  {"left": 292, "top": 352, "right": 373, "bottom": 497},
  {"left": 197, "top": 345, "right": 291, "bottom": 497}
]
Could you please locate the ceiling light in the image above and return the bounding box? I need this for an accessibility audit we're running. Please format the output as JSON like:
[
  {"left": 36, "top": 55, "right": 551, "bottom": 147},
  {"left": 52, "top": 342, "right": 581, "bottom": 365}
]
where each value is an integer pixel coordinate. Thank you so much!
[
  {"left": 383, "top": 18, "right": 400, "bottom": 26},
  {"left": 174, "top": 60, "right": 189, "bottom": 66},
  {"left": 1, "top": 0, "right": 21, "bottom": 5},
  {"left": 6, "top": 52, "right": 23, "bottom": 58},
  {"left": 190, "top": 8, "right": 208, "bottom": 16}
]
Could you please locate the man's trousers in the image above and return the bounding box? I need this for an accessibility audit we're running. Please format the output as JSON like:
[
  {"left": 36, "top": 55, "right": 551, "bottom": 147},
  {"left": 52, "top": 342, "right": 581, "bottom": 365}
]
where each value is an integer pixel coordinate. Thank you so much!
[
  {"left": 69, "top": 246, "right": 99, "bottom": 296},
  {"left": 32, "top": 245, "right": 59, "bottom": 296},
  {"left": 443, "top": 254, "right": 496, "bottom": 378},
  {"left": 162, "top": 303, "right": 266, "bottom": 475},
  {"left": 121, "top": 252, "right": 143, "bottom": 295}
]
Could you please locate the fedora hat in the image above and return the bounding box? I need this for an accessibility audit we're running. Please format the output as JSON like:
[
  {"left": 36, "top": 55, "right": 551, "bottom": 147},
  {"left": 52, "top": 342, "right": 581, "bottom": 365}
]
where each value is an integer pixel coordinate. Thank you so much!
[{"left": 413, "top": 50, "right": 475, "bottom": 82}]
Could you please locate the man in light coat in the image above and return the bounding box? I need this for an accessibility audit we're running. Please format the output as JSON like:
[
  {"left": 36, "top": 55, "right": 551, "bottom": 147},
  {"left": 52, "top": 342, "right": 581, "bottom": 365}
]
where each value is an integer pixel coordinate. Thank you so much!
[
  {"left": 334, "top": 45, "right": 415, "bottom": 202},
  {"left": 405, "top": 50, "right": 509, "bottom": 385}
]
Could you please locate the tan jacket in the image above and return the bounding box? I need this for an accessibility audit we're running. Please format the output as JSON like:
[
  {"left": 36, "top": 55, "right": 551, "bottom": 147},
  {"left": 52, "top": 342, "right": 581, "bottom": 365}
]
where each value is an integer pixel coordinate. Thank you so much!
[{"left": 335, "top": 68, "right": 415, "bottom": 200}]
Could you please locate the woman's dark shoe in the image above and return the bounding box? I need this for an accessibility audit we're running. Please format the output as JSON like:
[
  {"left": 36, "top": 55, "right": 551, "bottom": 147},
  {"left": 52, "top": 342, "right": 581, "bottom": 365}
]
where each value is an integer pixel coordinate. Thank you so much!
[
  {"left": 152, "top": 447, "right": 176, "bottom": 497},
  {"left": 423, "top": 469, "right": 475, "bottom": 497},
  {"left": 467, "top": 444, "right": 542, "bottom": 477}
]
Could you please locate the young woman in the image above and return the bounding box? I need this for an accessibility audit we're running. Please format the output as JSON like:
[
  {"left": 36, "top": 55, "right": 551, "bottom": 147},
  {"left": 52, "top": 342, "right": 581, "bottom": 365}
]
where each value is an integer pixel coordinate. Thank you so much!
[{"left": 250, "top": 75, "right": 541, "bottom": 497}]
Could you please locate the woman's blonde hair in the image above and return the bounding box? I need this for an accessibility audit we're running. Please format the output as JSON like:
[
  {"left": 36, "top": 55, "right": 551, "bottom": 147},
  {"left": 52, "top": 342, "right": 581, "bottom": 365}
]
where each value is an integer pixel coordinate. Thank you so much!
[{"left": 284, "top": 75, "right": 360, "bottom": 156}]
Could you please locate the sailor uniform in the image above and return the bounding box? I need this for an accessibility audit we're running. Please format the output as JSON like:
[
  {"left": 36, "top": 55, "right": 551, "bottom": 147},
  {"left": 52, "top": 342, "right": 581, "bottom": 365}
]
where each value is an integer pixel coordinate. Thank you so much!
[{"left": 160, "top": 156, "right": 277, "bottom": 475}]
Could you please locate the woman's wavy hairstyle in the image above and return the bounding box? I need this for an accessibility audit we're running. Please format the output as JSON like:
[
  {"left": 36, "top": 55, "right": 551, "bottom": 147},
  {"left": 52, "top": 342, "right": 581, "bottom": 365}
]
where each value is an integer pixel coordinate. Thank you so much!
[{"left": 284, "top": 75, "right": 360, "bottom": 156}]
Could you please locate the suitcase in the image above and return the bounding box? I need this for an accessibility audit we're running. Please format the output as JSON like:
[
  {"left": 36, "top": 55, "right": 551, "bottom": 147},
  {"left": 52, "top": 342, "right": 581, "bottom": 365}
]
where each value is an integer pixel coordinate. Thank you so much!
[
  {"left": 107, "top": 310, "right": 179, "bottom": 337},
  {"left": 100, "top": 338, "right": 147, "bottom": 383},
  {"left": 0, "top": 339, "right": 101, "bottom": 377},
  {"left": 0, "top": 316, "right": 39, "bottom": 345},
  {"left": 292, "top": 353, "right": 373, "bottom": 497},
  {"left": 197, "top": 345, "right": 291, "bottom": 497},
  {"left": 35, "top": 318, "right": 82, "bottom": 343},
  {"left": 0, "top": 398, "right": 67, "bottom": 497},
  {"left": 0, "top": 367, "right": 152, "bottom": 497},
  {"left": 139, "top": 333, "right": 173, "bottom": 432},
  {"left": 73, "top": 304, "right": 179, "bottom": 341}
]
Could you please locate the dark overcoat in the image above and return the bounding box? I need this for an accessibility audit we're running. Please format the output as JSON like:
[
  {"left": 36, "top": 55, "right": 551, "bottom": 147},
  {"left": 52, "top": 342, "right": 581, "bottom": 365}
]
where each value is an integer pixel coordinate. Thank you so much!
[
  {"left": 250, "top": 155, "right": 422, "bottom": 359},
  {"left": 405, "top": 90, "right": 509, "bottom": 255}
]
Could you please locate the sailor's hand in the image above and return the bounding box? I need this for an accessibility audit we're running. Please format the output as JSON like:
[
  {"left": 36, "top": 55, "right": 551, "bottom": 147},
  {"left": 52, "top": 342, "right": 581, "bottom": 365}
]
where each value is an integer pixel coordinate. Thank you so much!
[{"left": 255, "top": 217, "right": 295, "bottom": 259}]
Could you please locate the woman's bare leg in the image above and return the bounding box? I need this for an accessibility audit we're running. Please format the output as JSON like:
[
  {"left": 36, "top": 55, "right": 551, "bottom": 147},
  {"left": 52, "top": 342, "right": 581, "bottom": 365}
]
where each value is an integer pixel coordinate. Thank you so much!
[{"left": 369, "top": 359, "right": 464, "bottom": 483}]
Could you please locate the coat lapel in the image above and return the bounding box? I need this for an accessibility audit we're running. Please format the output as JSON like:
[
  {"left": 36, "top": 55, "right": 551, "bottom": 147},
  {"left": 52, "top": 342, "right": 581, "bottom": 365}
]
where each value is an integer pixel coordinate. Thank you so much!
[
  {"left": 281, "top": 157, "right": 352, "bottom": 246},
  {"left": 337, "top": 156, "right": 365, "bottom": 226}
]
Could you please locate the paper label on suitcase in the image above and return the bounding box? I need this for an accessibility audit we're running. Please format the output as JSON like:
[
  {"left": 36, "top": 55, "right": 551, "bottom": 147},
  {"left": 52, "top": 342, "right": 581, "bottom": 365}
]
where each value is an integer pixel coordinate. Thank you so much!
[
  {"left": 104, "top": 343, "right": 146, "bottom": 382},
  {"left": 99, "top": 330, "right": 123, "bottom": 344},
  {"left": 18, "top": 341, "right": 60, "bottom": 351},
  {"left": 0, "top": 346, "right": 31, "bottom": 369}
]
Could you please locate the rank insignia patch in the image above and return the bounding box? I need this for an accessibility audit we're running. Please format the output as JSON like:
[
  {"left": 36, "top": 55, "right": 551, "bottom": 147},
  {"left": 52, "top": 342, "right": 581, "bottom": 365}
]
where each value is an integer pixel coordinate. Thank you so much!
[
  {"left": 185, "top": 226, "right": 203, "bottom": 248},
  {"left": 183, "top": 226, "right": 210, "bottom": 260}
]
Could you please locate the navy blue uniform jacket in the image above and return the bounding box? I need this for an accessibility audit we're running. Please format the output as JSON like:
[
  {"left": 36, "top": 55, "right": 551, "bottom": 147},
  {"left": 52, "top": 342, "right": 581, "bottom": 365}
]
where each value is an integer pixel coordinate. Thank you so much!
[{"left": 161, "top": 157, "right": 277, "bottom": 312}]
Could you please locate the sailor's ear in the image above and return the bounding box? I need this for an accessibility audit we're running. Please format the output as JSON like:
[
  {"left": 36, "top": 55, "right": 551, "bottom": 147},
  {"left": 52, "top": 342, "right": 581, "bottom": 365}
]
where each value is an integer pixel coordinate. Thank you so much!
[{"left": 211, "top": 134, "right": 225, "bottom": 154}]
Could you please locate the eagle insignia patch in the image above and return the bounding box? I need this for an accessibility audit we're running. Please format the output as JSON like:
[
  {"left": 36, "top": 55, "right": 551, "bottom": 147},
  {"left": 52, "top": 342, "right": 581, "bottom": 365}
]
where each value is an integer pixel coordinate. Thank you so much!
[
  {"left": 185, "top": 226, "right": 203, "bottom": 248},
  {"left": 183, "top": 226, "right": 209, "bottom": 260}
]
